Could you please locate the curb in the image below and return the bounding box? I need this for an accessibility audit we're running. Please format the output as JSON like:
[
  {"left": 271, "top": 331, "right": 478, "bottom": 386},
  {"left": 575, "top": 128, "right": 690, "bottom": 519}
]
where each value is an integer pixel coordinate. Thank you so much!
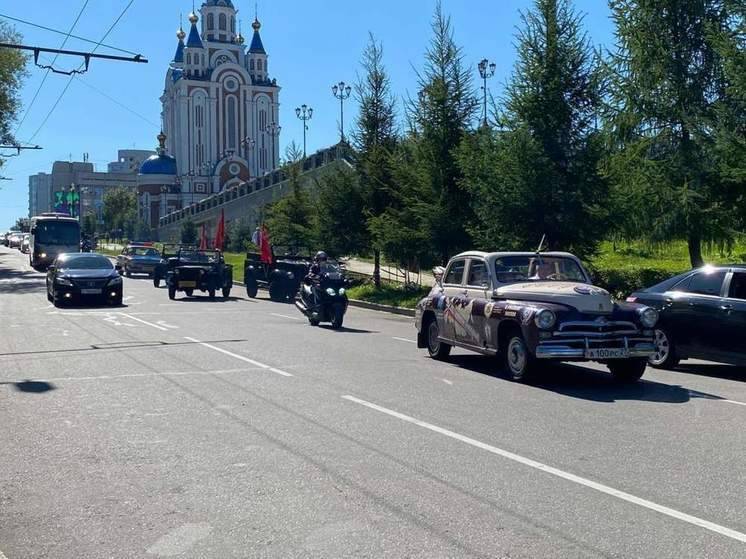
[{"left": 348, "top": 299, "right": 416, "bottom": 318}]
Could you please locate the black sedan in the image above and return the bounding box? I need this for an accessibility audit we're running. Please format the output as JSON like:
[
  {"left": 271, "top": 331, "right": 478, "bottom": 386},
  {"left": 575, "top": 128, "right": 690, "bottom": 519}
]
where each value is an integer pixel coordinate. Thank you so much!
[
  {"left": 628, "top": 265, "right": 746, "bottom": 369},
  {"left": 46, "top": 253, "right": 123, "bottom": 307}
]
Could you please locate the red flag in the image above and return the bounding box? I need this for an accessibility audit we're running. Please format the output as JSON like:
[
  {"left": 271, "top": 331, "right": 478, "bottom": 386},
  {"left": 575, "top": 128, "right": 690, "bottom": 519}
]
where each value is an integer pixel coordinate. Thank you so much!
[
  {"left": 259, "top": 224, "right": 273, "bottom": 264},
  {"left": 213, "top": 209, "right": 225, "bottom": 251},
  {"left": 199, "top": 223, "right": 208, "bottom": 250}
]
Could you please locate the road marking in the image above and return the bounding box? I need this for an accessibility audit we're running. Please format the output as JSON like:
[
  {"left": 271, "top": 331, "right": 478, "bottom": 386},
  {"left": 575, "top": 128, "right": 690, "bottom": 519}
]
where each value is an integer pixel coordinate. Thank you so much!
[
  {"left": 10, "top": 368, "right": 255, "bottom": 383},
  {"left": 689, "top": 390, "right": 746, "bottom": 408},
  {"left": 270, "top": 313, "right": 301, "bottom": 321},
  {"left": 392, "top": 337, "right": 417, "bottom": 344},
  {"left": 120, "top": 313, "right": 170, "bottom": 331},
  {"left": 342, "top": 395, "right": 746, "bottom": 544},
  {"left": 442, "top": 379, "right": 453, "bottom": 385},
  {"left": 184, "top": 337, "right": 293, "bottom": 377}
]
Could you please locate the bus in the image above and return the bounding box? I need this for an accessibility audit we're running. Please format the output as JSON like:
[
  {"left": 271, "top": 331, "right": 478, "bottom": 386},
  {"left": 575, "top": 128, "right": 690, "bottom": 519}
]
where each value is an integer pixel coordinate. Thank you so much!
[{"left": 29, "top": 213, "right": 81, "bottom": 270}]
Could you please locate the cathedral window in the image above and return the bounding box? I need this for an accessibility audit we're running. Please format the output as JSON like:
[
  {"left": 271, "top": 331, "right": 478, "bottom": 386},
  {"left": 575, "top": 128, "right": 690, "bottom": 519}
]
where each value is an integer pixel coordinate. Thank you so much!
[
  {"left": 231, "top": 17, "right": 235, "bottom": 33},
  {"left": 207, "top": 13, "right": 214, "bottom": 30},
  {"left": 187, "top": 53, "right": 192, "bottom": 65},
  {"left": 249, "top": 59, "right": 255, "bottom": 70},
  {"left": 257, "top": 59, "right": 263, "bottom": 71},
  {"left": 227, "top": 97, "right": 237, "bottom": 150},
  {"left": 219, "top": 14, "right": 227, "bottom": 31}
]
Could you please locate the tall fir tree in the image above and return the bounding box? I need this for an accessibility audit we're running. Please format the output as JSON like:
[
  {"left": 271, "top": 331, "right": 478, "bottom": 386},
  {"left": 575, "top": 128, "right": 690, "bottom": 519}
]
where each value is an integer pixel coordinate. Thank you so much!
[
  {"left": 461, "top": 0, "right": 606, "bottom": 257},
  {"left": 604, "top": 0, "right": 738, "bottom": 267},
  {"left": 353, "top": 34, "right": 398, "bottom": 286},
  {"left": 315, "top": 167, "right": 368, "bottom": 258}
]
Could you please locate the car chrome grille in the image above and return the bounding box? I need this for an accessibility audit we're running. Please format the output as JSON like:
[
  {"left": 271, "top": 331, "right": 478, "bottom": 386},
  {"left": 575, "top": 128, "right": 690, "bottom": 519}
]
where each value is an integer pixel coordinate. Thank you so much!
[
  {"left": 72, "top": 279, "right": 109, "bottom": 289},
  {"left": 555, "top": 320, "right": 638, "bottom": 337}
]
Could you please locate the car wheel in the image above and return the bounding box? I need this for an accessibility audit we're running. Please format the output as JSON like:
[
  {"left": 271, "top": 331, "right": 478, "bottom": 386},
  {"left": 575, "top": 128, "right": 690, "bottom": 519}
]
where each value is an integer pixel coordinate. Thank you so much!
[
  {"left": 308, "top": 316, "right": 321, "bottom": 326},
  {"left": 246, "top": 279, "right": 258, "bottom": 298},
  {"left": 609, "top": 359, "right": 647, "bottom": 383},
  {"left": 331, "top": 305, "right": 344, "bottom": 329},
  {"left": 168, "top": 286, "right": 176, "bottom": 300},
  {"left": 153, "top": 276, "right": 161, "bottom": 288},
  {"left": 427, "top": 318, "right": 451, "bottom": 360},
  {"left": 46, "top": 284, "right": 53, "bottom": 302},
  {"left": 208, "top": 288, "right": 216, "bottom": 299},
  {"left": 124, "top": 266, "right": 131, "bottom": 278},
  {"left": 269, "top": 282, "right": 284, "bottom": 302},
  {"left": 504, "top": 334, "right": 535, "bottom": 382},
  {"left": 649, "top": 328, "right": 680, "bottom": 370},
  {"left": 185, "top": 289, "right": 194, "bottom": 297},
  {"left": 222, "top": 287, "right": 231, "bottom": 298}
]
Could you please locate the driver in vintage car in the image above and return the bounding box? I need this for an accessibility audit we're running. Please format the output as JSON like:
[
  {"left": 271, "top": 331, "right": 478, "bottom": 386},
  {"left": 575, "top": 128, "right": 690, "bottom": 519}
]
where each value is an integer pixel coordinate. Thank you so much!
[{"left": 530, "top": 259, "right": 558, "bottom": 280}]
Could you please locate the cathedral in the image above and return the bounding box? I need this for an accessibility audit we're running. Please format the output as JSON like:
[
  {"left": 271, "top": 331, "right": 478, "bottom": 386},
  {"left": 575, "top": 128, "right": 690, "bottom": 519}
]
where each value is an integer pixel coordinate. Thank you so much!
[{"left": 139, "top": 0, "right": 281, "bottom": 229}]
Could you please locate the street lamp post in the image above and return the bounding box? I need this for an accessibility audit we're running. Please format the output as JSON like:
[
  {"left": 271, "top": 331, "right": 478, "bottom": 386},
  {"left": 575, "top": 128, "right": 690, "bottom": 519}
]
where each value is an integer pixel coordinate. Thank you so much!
[
  {"left": 477, "top": 58, "right": 496, "bottom": 128},
  {"left": 264, "top": 123, "right": 281, "bottom": 171},
  {"left": 295, "top": 104, "right": 313, "bottom": 158},
  {"left": 331, "top": 81, "right": 352, "bottom": 143}
]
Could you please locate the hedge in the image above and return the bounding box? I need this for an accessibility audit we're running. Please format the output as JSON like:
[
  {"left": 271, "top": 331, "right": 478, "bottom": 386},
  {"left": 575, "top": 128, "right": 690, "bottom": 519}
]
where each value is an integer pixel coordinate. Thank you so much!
[{"left": 588, "top": 265, "right": 687, "bottom": 300}]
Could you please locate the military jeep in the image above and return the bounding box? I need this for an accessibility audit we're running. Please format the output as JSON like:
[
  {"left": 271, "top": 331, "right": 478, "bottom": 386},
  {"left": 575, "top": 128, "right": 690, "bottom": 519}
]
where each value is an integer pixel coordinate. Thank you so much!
[
  {"left": 244, "top": 249, "right": 312, "bottom": 302},
  {"left": 153, "top": 244, "right": 196, "bottom": 287},
  {"left": 166, "top": 249, "right": 233, "bottom": 300}
]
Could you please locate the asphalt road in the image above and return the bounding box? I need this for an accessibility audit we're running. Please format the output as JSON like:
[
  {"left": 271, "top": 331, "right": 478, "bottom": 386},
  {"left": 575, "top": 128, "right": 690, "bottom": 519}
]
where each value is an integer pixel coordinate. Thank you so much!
[{"left": 1, "top": 245, "right": 745, "bottom": 559}]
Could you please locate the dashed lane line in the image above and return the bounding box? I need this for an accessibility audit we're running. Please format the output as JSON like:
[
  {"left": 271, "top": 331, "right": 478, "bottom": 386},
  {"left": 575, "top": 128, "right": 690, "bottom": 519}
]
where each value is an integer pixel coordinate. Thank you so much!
[
  {"left": 184, "top": 337, "right": 293, "bottom": 377},
  {"left": 392, "top": 337, "right": 417, "bottom": 344},
  {"left": 119, "top": 313, "right": 170, "bottom": 331},
  {"left": 689, "top": 390, "right": 746, "bottom": 408},
  {"left": 342, "top": 394, "right": 746, "bottom": 545},
  {"left": 270, "top": 313, "right": 302, "bottom": 321}
]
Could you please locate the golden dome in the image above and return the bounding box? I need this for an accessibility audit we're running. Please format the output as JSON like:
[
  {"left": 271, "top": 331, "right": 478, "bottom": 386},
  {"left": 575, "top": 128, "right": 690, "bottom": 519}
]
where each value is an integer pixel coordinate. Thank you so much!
[
  {"left": 188, "top": 12, "right": 199, "bottom": 24},
  {"left": 176, "top": 26, "right": 186, "bottom": 40},
  {"left": 252, "top": 18, "right": 261, "bottom": 31}
]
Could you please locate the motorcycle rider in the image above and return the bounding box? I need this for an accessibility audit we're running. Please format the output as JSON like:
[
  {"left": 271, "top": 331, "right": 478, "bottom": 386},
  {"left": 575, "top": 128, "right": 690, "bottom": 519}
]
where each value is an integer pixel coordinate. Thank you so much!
[{"left": 303, "top": 251, "right": 328, "bottom": 304}]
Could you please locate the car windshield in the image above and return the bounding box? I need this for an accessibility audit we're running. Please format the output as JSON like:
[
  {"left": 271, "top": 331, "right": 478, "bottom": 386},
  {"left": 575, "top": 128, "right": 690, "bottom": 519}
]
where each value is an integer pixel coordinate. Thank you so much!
[
  {"left": 179, "top": 250, "right": 216, "bottom": 263},
  {"left": 494, "top": 256, "right": 587, "bottom": 283},
  {"left": 59, "top": 255, "right": 113, "bottom": 270},
  {"left": 130, "top": 247, "right": 159, "bottom": 257},
  {"left": 34, "top": 221, "right": 80, "bottom": 245}
]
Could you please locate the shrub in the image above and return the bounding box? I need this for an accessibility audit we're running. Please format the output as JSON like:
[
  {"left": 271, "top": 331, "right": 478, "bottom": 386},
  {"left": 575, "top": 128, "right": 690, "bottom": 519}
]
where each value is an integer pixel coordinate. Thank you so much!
[{"left": 588, "top": 266, "right": 686, "bottom": 300}]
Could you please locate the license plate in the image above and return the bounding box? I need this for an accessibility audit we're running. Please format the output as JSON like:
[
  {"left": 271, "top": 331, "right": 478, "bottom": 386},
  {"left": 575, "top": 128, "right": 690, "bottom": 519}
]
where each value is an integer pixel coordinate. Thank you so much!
[
  {"left": 179, "top": 281, "right": 197, "bottom": 288},
  {"left": 81, "top": 288, "right": 102, "bottom": 295},
  {"left": 585, "top": 348, "right": 630, "bottom": 360}
]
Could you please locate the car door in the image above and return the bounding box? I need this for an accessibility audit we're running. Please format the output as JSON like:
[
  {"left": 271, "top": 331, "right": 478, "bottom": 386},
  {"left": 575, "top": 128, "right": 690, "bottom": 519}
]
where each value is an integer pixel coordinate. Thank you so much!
[
  {"left": 718, "top": 271, "right": 746, "bottom": 364},
  {"left": 438, "top": 258, "right": 467, "bottom": 342},
  {"left": 463, "top": 258, "right": 491, "bottom": 348},
  {"left": 671, "top": 270, "right": 728, "bottom": 357}
]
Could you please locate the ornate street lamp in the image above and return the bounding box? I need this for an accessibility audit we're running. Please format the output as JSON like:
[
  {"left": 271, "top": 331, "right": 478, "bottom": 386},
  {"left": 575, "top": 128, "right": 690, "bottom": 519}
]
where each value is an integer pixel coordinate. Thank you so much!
[
  {"left": 331, "top": 81, "right": 352, "bottom": 143},
  {"left": 477, "top": 58, "right": 496, "bottom": 128},
  {"left": 240, "top": 136, "right": 255, "bottom": 162},
  {"left": 264, "top": 123, "right": 281, "bottom": 171},
  {"left": 295, "top": 104, "right": 313, "bottom": 158}
]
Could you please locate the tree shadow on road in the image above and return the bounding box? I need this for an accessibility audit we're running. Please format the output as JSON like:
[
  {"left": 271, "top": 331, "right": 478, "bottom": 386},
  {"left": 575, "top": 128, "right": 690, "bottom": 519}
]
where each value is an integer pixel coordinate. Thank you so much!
[
  {"left": 671, "top": 362, "right": 746, "bottom": 383},
  {"left": 0, "top": 380, "right": 56, "bottom": 393}
]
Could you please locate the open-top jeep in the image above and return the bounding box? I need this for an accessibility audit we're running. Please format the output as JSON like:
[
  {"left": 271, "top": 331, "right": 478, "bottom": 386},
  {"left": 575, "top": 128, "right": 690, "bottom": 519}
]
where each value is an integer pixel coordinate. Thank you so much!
[
  {"left": 244, "top": 249, "right": 312, "bottom": 302},
  {"left": 166, "top": 249, "right": 233, "bottom": 300},
  {"left": 153, "top": 244, "right": 196, "bottom": 287},
  {"left": 416, "top": 251, "right": 659, "bottom": 382}
]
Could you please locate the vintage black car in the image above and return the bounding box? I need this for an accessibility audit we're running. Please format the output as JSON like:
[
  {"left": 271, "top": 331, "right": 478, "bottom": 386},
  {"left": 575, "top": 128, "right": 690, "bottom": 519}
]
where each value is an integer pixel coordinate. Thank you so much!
[
  {"left": 628, "top": 265, "right": 746, "bottom": 369},
  {"left": 166, "top": 249, "right": 233, "bottom": 300},
  {"left": 153, "top": 244, "right": 196, "bottom": 287},
  {"left": 46, "top": 252, "right": 123, "bottom": 307},
  {"left": 416, "top": 251, "right": 659, "bottom": 382},
  {"left": 244, "top": 250, "right": 312, "bottom": 302}
]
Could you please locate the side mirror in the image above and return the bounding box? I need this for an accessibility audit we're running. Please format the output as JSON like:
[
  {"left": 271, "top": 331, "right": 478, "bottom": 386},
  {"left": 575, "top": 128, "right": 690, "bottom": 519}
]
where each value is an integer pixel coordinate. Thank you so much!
[{"left": 433, "top": 266, "right": 445, "bottom": 287}]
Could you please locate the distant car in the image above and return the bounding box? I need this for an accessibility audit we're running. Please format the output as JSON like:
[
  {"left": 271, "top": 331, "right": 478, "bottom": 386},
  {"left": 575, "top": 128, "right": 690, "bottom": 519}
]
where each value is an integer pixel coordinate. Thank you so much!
[
  {"left": 166, "top": 249, "right": 233, "bottom": 300},
  {"left": 416, "top": 251, "right": 659, "bottom": 382},
  {"left": 116, "top": 244, "right": 161, "bottom": 277},
  {"left": 46, "top": 252, "right": 123, "bottom": 307},
  {"left": 153, "top": 244, "right": 196, "bottom": 287},
  {"left": 628, "top": 265, "right": 746, "bottom": 369},
  {"left": 244, "top": 249, "right": 313, "bottom": 301},
  {"left": 1, "top": 231, "right": 13, "bottom": 246},
  {"left": 20, "top": 234, "right": 31, "bottom": 254},
  {"left": 8, "top": 232, "right": 23, "bottom": 249}
]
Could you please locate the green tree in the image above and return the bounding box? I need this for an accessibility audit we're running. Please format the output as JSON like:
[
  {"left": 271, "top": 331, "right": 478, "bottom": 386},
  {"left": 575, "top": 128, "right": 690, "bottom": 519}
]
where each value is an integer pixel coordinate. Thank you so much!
[
  {"left": 461, "top": 0, "right": 607, "bottom": 257},
  {"left": 226, "top": 218, "right": 255, "bottom": 252},
  {"left": 604, "top": 0, "right": 739, "bottom": 267},
  {"left": 353, "top": 33, "right": 399, "bottom": 286},
  {"left": 180, "top": 218, "right": 198, "bottom": 245},
  {"left": 0, "top": 22, "right": 26, "bottom": 169},
  {"left": 315, "top": 167, "right": 367, "bottom": 258},
  {"left": 102, "top": 187, "right": 137, "bottom": 237},
  {"left": 265, "top": 144, "right": 317, "bottom": 251}
]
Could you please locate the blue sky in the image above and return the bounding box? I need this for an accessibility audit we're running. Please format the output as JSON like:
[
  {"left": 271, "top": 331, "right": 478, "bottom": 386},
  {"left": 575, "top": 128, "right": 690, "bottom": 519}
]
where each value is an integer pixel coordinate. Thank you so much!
[{"left": 0, "top": 0, "right": 615, "bottom": 229}]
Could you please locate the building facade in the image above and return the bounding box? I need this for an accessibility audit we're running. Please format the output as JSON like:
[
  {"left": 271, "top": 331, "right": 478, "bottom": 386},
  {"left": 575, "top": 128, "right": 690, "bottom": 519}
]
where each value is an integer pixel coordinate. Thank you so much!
[
  {"left": 160, "top": 0, "right": 281, "bottom": 203},
  {"left": 108, "top": 150, "right": 158, "bottom": 174},
  {"left": 28, "top": 172, "right": 52, "bottom": 217}
]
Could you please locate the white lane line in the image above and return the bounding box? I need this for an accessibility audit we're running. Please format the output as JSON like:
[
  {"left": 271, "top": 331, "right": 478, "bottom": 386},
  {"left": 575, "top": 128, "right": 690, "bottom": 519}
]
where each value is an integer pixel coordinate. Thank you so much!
[
  {"left": 270, "top": 313, "right": 301, "bottom": 321},
  {"left": 442, "top": 379, "right": 453, "bottom": 385},
  {"left": 9, "top": 368, "right": 256, "bottom": 383},
  {"left": 119, "top": 313, "right": 169, "bottom": 331},
  {"left": 184, "top": 337, "right": 293, "bottom": 377},
  {"left": 689, "top": 390, "right": 746, "bottom": 408},
  {"left": 342, "top": 395, "right": 746, "bottom": 544},
  {"left": 392, "top": 337, "right": 417, "bottom": 344}
]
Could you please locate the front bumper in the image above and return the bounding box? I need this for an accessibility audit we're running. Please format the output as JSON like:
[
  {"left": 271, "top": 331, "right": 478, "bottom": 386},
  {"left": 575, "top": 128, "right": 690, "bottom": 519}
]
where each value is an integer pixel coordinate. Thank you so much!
[
  {"left": 536, "top": 341, "right": 656, "bottom": 359},
  {"left": 125, "top": 261, "right": 158, "bottom": 273}
]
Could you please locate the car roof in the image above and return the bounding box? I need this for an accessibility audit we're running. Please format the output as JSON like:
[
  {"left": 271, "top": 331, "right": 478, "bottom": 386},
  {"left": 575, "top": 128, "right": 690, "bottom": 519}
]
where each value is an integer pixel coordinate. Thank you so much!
[{"left": 451, "top": 251, "right": 580, "bottom": 260}]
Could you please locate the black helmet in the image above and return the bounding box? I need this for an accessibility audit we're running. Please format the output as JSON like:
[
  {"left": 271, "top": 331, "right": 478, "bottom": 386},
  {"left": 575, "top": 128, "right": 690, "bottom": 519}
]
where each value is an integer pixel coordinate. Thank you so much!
[{"left": 314, "top": 251, "right": 328, "bottom": 262}]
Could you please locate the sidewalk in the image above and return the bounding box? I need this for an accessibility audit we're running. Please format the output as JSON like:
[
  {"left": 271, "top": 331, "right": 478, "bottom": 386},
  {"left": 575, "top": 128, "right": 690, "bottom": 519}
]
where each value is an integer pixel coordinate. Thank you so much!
[{"left": 342, "top": 257, "right": 435, "bottom": 286}]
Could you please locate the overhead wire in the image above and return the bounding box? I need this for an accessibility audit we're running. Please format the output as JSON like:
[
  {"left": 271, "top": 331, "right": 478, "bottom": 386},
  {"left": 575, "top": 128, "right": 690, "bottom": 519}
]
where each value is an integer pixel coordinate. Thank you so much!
[
  {"left": 13, "top": 0, "right": 91, "bottom": 135},
  {"left": 25, "top": 0, "right": 137, "bottom": 143}
]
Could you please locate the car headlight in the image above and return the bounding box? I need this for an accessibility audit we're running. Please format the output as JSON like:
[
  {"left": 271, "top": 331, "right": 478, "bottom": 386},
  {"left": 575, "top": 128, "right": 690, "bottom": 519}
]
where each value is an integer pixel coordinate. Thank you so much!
[
  {"left": 339, "top": 287, "right": 346, "bottom": 296},
  {"left": 108, "top": 275, "right": 123, "bottom": 285},
  {"left": 326, "top": 287, "right": 336, "bottom": 296},
  {"left": 40, "top": 252, "right": 47, "bottom": 258},
  {"left": 639, "top": 307, "right": 659, "bottom": 328},
  {"left": 534, "top": 308, "right": 557, "bottom": 330},
  {"left": 55, "top": 277, "right": 73, "bottom": 286}
]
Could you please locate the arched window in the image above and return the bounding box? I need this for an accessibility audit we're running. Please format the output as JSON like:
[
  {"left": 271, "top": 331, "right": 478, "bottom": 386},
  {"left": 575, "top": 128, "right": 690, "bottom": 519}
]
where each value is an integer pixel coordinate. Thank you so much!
[
  {"left": 249, "top": 59, "right": 255, "bottom": 71},
  {"left": 257, "top": 59, "right": 263, "bottom": 71},
  {"left": 207, "top": 13, "right": 214, "bottom": 30},
  {"left": 227, "top": 96, "right": 237, "bottom": 150},
  {"left": 219, "top": 14, "right": 227, "bottom": 31},
  {"left": 231, "top": 17, "right": 235, "bottom": 33}
]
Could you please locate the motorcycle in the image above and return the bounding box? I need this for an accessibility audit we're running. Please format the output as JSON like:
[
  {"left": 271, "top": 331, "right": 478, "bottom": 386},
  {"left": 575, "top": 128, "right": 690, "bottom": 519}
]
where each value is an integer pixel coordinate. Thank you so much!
[
  {"left": 80, "top": 239, "right": 93, "bottom": 253},
  {"left": 295, "top": 261, "right": 348, "bottom": 329}
]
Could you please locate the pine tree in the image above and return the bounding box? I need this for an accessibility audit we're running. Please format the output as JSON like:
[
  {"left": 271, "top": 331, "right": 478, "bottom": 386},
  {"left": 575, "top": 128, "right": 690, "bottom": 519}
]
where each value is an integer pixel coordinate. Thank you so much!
[
  {"left": 604, "top": 0, "right": 738, "bottom": 267},
  {"left": 462, "top": 0, "right": 606, "bottom": 257},
  {"left": 353, "top": 34, "right": 398, "bottom": 286},
  {"left": 315, "top": 168, "right": 367, "bottom": 258}
]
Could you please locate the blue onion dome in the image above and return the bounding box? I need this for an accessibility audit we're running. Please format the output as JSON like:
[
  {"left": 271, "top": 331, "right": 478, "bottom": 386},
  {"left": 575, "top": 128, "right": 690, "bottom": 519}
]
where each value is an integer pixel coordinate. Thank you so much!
[{"left": 140, "top": 132, "right": 177, "bottom": 175}]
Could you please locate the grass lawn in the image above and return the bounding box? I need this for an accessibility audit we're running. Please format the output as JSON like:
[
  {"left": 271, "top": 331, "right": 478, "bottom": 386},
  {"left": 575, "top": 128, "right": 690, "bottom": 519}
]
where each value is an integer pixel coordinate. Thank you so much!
[
  {"left": 347, "top": 283, "right": 430, "bottom": 309},
  {"left": 223, "top": 252, "right": 245, "bottom": 283}
]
